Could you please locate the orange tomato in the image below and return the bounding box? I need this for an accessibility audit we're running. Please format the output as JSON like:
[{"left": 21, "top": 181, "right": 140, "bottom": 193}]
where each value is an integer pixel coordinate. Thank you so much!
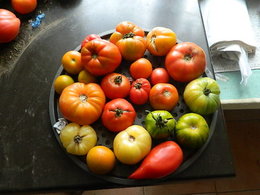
[
  {"left": 146, "top": 27, "right": 177, "bottom": 56},
  {"left": 149, "top": 83, "right": 179, "bottom": 111},
  {"left": 110, "top": 21, "right": 146, "bottom": 61},
  {"left": 78, "top": 70, "right": 96, "bottom": 84},
  {"left": 11, "top": 0, "right": 37, "bottom": 14},
  {"left": 54, "top": 75, "right": 74, "bottom": 94},
  {"left": 129, "top": 58, "right": 153, "bottom": 79},
  {"left": 62, "top": 51, "right": 83, "bottom": 74},
  {"left": 59, "top": 82, "right": 106, "bottom": 125},
  {"left": 86, "top": 146, "right": 116, "bottom": 175}
]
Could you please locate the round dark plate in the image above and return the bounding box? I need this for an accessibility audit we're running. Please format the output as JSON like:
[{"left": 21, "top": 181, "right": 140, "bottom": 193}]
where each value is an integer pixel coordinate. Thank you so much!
[{"left": 49, "top": 30, "right": 218, "bottom": 186}]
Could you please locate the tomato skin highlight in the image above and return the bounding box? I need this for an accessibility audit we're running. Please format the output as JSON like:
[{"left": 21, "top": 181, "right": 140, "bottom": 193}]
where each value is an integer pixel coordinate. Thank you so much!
[
  {"left": 0, "top": 9, "right": 20, "bottom": 43},
  {"left": 165, "top": 42, "right": 206, "bottom": 82},
  {"left": 129, "top": 141, "right": 183, "bottom": 179},
  {"left": 101, "top": 98, "right": 136, "bottom": 132}
]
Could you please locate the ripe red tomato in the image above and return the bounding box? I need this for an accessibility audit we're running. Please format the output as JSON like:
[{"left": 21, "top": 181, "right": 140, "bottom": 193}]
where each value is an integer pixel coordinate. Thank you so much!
[
  {"left": 150, "top": 67, "right": 170, "bottom": 85},
  {"left": 59, "top": 82, "right": 106, "bottom": 125},
  {"left": 110, "top": 21, "right": 146, "bottom": 61},
  {"left": 101, "top": 98, "right": 136, "bottom": 132},
  {"left": 81, "top": 34, "right": 101, "bottom": 49},
  {"left": 0, "top": 9, "right": 20, "bottom": 43},
  {"left": 149, "top": 83, "right": 179, "bottom": 111},
  {"left": 101, "top": 73, "right": 131, "bottom": 99},
  {"left": 146, "top": 27, "right": 177, "bottom": 56},
  {"left": 129, "top": 58, "right": 153, "bottom": 79},
  {"left": 165, "top": 42, "right": 206, "bottom": 82},
  {"left": 81, "top": 39, "right": 122, "bottom": 76},
  {"left": 11, "top": 0, "right": 37, "bottom": 14},
  {"left": 129, "top": 78, "right": 151, "bottom": 105}
]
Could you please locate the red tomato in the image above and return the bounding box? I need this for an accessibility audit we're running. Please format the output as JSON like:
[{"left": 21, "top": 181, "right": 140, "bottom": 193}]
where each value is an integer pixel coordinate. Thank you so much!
[
  {"left": 150, "top": 67, "right": 170, "bottom": 85},
  {"left": 59, "top": 82, "right": 106, "bottom": 125},
  {"left": 165, "top": 42, "right": 206, "bottom": 82},
  {"left": 146, "top": 27, "right": 177, "bottom": 56},
  {"left": 101, "top": 98, "right": 136, "bottom": 132},
  {"left": 149, "top": 83, "right": 179, "bottom": 111},
  {"left": 0, "top": 9, "right": 20, "bottom": 43},
  {"left": 11, "top": 0, "right": 37, "bottom": 14},
  {"left": 129, "top": 58, "right": 153, "bottom": 79},
  {"left": 81, "top": 39, "right": 122, "bottom": 76},
  {"left": 101, "top": 73, "right": 131, "bottom": 99},
  {"left": 110, "top": 21, "right": 146, "bottom": 61},
  {"left": 129, "top": 78, "right": 151, "bottom": 105},
  {"left": 81, "top": 34, "right": 101, "bottom": 49}
]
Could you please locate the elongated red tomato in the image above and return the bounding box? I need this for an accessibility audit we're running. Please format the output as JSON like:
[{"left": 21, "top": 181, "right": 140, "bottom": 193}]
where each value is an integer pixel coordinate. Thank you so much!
[
  {"left": 81, "top": 39, "right": 122, "bottom": 76},
  {"left": 129, "top": 141, "right": 183, "bottom": 179},
  {"left": 59, "top": 82, "right": 106, "bottom": 125},
  {"left": 0, "top": 9, "right": 20, "bottom": 43}
]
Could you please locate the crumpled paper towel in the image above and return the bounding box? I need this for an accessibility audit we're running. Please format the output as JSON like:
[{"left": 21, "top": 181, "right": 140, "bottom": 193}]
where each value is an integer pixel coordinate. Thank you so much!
[{"left": 200, "top": 0, "right": 256, "bottom": 85}]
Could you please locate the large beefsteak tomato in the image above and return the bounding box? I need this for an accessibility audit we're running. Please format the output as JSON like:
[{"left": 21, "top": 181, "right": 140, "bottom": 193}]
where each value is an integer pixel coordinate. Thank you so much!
[
  {"left": 59, "top": 82, "right": 106, "bottom": 125},
  {"left": 81, "top": 39, "right": 122, "bottom": 76},
  {"left": 165, "top": 42, "right": 206, "bottom": 82},
  {"left": 0, "top": 9, "right": 20, "bottom": 43},
  {"left": 110, "top": 21, "right": 146, "bottom": 61}
]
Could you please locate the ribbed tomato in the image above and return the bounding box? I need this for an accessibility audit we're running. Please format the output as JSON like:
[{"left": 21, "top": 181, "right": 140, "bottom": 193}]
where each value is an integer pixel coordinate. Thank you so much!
[
  {"left": 59, "top": 82, "right": 106, "bottom": 125},
  {"left": 110, "top": 21, "right": 146, "bottom": 61}
]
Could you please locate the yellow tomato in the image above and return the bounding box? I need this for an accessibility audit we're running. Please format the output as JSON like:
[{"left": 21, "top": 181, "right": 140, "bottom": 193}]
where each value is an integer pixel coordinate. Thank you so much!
[
  {"left": 78, "top": 69, "right": 96, "bottom": 84},
  {"left": 59, "top": 123, "right": 97, "bottom": 155},
  {"left": 54, "top": 75, "right": 74, "bottom": 94},
  {"left": 113, "top": 125, "right": 152, "bottom": 165},
  {"left": 62, "top": 50, "right": 83, "bottom": 74}
]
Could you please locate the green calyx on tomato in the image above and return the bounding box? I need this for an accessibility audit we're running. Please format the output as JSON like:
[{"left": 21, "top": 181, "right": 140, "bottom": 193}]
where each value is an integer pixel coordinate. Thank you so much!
[
  {"left": 175, "top": 113, "right": 209, "bottom": 149},
  {"left": 123, "top": 32, "right": 135, "bottom": 39},
  {"left": 145, "top": 110, "right": 176, "bottom": 139}
]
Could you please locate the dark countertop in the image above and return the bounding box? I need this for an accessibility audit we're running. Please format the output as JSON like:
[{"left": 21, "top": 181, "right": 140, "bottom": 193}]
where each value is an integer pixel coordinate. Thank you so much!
[{"left": 0, "top": 0, "right": 234, "bottom": 193}]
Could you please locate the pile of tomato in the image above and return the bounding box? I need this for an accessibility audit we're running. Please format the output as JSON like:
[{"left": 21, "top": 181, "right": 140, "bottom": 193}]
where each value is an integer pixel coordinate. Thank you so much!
[{"left": 53, "top": 21, "right": 221, "bottom": 180}]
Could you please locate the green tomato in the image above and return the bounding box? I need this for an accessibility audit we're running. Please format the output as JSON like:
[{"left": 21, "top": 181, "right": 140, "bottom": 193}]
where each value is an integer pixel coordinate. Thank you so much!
[
  {"left": 175, "top": 113, "right": 209, "bottom": 149},
  {"left": 183, "top": 77, "right": 220, "bottom": 115},
  {"left": 145, "top": 110, "right": 176, "bottom": 139}
]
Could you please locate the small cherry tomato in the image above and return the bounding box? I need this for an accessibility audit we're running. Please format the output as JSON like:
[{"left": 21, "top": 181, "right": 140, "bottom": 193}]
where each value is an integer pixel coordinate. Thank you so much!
[
  {"left": 149, "top": 83, "right": 179, "bottom": 111},
  {"left": 11, "top": 0, "right": 37, "bottom": 14},
  {"left": 129, "top": 78, "right": 151, "bottom": 105},
  {"left": 62, "top": 51, "right": 83, "bottom": 74},
  {"left": 78, "top": 69, "right": 96, "bottom": 84},
  {"left": 129, "top": 58, "right": 153, "bottom": 79},
  {"left": 150, "top": 67, "right": 170, "bottom": 85},
  {"left": 54, "top": 75, "right": 74, "bottom": 94},
  {"left": 101, "top": 73, "right": 131, "bottom": 99}
]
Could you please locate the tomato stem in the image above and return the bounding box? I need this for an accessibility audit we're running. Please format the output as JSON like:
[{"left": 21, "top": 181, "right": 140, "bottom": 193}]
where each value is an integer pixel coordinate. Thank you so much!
[
  {"left": 79, "top": 94, "right": 88, "bottom": 102},
  {"left": 114, "top": 76, "right": 122, "bottom": 85},
  {"left": 134, "top": 82, "right": 142, "bottom": 89},
  {"left": 184, "top": 54, "right": 192, "bottom": 61},
  {"left": 203, "top": 88, "right": 211, "bottom": 96},
  {"left": 74, "top": 135, "right": 82, "bottom": 144},
  {"left": 123, "top": 32, "right": 135, "bottom": 39},
  {"left": 112, "top": 108, "right": 128, "bottom": 117}
]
